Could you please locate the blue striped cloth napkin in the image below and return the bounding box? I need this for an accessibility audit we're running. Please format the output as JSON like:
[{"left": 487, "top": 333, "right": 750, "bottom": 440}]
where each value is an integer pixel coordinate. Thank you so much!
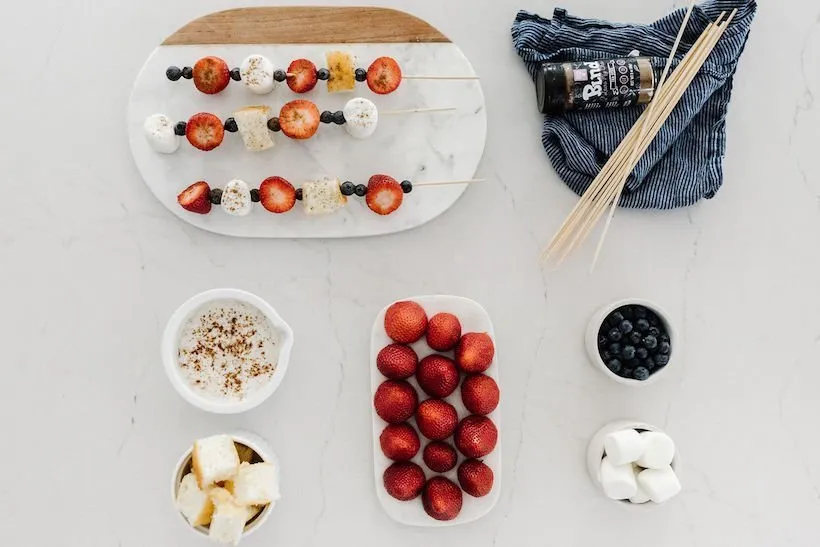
[{"left": 512, "top": 0, "right": 757, "bottom": 209}]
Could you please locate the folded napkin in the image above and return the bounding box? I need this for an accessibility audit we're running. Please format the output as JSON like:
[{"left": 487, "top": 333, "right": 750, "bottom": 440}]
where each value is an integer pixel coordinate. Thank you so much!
[{"left": 512, "top": 0, "right": 757, "bottom": 209}]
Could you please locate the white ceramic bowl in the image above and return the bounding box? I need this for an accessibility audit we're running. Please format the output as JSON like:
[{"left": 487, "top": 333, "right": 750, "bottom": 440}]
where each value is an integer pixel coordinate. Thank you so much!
[
  {"left": 586, "top": 420, "right": 681, "bottom": 508},
  {"left": 171, "top": 431, "right": 280, "bottom": 539},
  {"left": 162, "top": 288, "right": 294, "bottom": 413},
  {"left": 585, "top": 298, "right": 678, "bottom": 386}
]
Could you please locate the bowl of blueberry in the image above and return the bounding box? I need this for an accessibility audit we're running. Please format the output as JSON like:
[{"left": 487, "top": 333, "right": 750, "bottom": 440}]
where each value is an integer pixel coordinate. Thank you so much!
[{"left": 586, "top": 299, "right": 677, "bottom": 386}]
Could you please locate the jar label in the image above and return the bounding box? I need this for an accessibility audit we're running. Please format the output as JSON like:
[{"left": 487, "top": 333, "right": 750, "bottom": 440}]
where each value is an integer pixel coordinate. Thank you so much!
[{"left": 570, "top": 58, "right": 645, "bottom": 110}]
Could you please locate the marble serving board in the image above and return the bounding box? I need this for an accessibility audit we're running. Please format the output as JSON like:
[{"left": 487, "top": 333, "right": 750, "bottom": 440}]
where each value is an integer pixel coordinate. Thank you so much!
[{"left": 127, "top": 9, "right": 486, "bottom": 238}]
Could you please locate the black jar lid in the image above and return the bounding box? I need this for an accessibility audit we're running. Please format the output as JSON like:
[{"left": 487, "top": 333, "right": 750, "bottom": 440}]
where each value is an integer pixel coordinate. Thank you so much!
[{"left": 536, "top": 62, "right": 567, "bottom": 115}]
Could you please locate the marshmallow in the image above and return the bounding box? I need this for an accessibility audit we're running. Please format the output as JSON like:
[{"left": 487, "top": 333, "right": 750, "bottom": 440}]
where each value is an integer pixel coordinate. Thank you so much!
[
  {"left": 221, "top": 179, "right": 253, "bottom": 217},
  {"left": 143, "top": 113, "right": 180, "bottom": 154},
  {"left": 343, "top": 98, "right": 378, "bottom": 139},
  {"left": 636, "top": 431, "right": 675, "bottom": 469},
  {"left": 604, "top": 428, "right": 645, "bottom": 466},
  {"left": 628, "top": 474, "right": 652, "bottom": 504},
  {"left": 240, "top": 54, "right": 276, "bottom": 95},
  {"left": 637, "top": 465, "right": 681, "bottom": 503},
  {"left": 600, "top": 456, "right": 638, "bottom": 500}
]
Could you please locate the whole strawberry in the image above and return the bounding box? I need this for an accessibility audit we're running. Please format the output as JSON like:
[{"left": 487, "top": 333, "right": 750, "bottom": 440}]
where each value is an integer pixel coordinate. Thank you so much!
[
  {"left": 383, "top": 461, "right": 426, "bottom": 501},
  {"left": 457, "top": 459, "right": 494, "bottom": 497},
  {"left": 460, "top": 374, "right": 500, "bottom": 415},
  {"left": 374, "top": 380, "right": 418, "bottom": 424},
  {"left": 416, "top": 354, "right": 459, "bottom": 398},
  {"left": 422, "top": 477, "right": 463, "bottom": 521},
  {"left": 415, "top": 399, "right": 459, "bottom": 441},
  {"left": 379, "top": 423, "right": 420, "bottom": 461},
  {"left": 377, "top": 344, "right": 418, "bottom": 380},
  {"left": 384, "top": 301, "right": 428, "bottom": 344},
  {"left": 456, "top": 332, "right": 495, "bottom": 373},
  {"left": 423, "top": 441, "right": 458, "bottom": 473},
  {"left": 455, "top": 415, "right": 498, "bottom": 458},
  {"left": 426, "top": 313, "right": 462, "bottom": 351}
]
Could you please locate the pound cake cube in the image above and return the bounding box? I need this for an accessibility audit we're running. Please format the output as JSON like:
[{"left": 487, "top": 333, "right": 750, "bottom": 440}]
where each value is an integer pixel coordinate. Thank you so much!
[
  {"left": 192, "top": 435, "right": 240, "bottom": 488},
  {"left": 176, "top": 473, "right": 214, "bottom": 527},
  {"left": 302, "top": 177, "right": 347, "bottom": 216},
  {"left": 234, "top": 106, "right": 275, "bottom": 152},
  {"left": 232, "top": 462, "right": 281, "bottom": 506},
  {"left": 326, "top": 50, "right": 356, "bottom": 92},
  {"left": 208, "top": 490, "right": 247, "bottom": 546}
]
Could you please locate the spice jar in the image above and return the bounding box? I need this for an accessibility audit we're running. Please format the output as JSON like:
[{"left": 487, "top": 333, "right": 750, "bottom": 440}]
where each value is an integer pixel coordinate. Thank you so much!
[{"left": 536, "top": 57, "right": 657, "bottom": 115}]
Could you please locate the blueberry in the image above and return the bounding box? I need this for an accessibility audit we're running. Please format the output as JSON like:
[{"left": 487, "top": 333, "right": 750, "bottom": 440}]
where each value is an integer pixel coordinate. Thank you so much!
[
  {"left": 354, "top": 184, "right": 368, "bottom": 197},
  {"left": 400, "top": 180, "right": 413, "bottom": 193},
  {"left": 609, "top": 343, "right": 621, "bottom": 356},
  {"left": 608, "top": 328, "right": 622, "bottom": 342},
  {"left": 332, "top": 111, "right": 346, "bottom": 124},
  {"left": 629, "top": 331, "right": 642, "bottom": 344},
  {"left": 267, "top": 117, "right": 281, "bottom": 132},
  {"left": 636, "top": 347, "right": 648, "bottom": 360},
  {"left": 223, "top": 117, "right": 238, "bottom": 132},
  {"left": 209, "top": 188, "right": 222, "bottom": 205},
  {"left": 295, "top": 188, "right": 303, "bottom": 201},
  {"left": 659, "top": 341, "right": 671, "bottom": 355},
  {"left": 654, "top": 354, "right": 670, "bottom": 367},
  {"left": 643, "top": 358, "right": 656, "bottom": 370},
  {"left": 620, "top": 320, "right": 633, "bottom": 334},
  {"left": 610, "top": 311, "right": 625, "bottom": 325},
  {"left": 340, "top": 181, "right": 356, "bottom": 196},
  {"left": 600, "top": 351, "right": 612, "bottom": 361},
  {"left": 597, "top": 335, "right": 607, "bottom": 347},
  {"left": 274, "top": 69, "right": 287, "bottom": 82},
  {"left": 230, "top": 68, "right": 241, "bottom": 81},
  {"left": 174, "top": 121, "right": 187, "bottom": 136},
  {"left": 636, "top": 319, "right": 650, "bottom": 332},
  {"left": 355, "top": 68, "right": 367, "bottom": 82},
  {"left": 316, "top": 68, "right": 330, "bottom": 80},
  {"left": 320, "top": 111, "right": 334, "bottom": 124},
  {"left": 634, "top": 306, "right": 648, "bottom": 319},
  {"left": 607, "top": 359, "right": 622, "bottom": 374},
  {"left": 250, "top": 189, "right": 260, "bottom": 203},
  {"left": 621, "top": 345, "right": 636, "bottom": 360},
  {"left": 643, "top": 335, "right": 658, "bottom": 350},
  {"left": 648, "top": 326, "right": 660, "bottom": 337},
  {"left": 622, "top": 306, "right": 635, "bottom": 319},
  {"left": 660, "top": 333, "right": 670, "bottom": 343},
  {"left": 166, "top": 66, "right": 183, "bottom": 81},
  {"left": 633, "top": 367, "right": 650, "bottom": 381},
  {"left": 648, "top": 313, "right": 660, "bottom": 326},
  {"left": 622, "top": 368, "right": 634, "bottom": 378},
  {"left": 182, "top": 66, "right": 193, "bottom": 79}
]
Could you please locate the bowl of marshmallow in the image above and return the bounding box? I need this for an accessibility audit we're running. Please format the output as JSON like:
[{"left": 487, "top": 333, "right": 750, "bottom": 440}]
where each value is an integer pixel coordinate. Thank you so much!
[{"left": 587, "top": 420, "right": 681, "bottom": 506}]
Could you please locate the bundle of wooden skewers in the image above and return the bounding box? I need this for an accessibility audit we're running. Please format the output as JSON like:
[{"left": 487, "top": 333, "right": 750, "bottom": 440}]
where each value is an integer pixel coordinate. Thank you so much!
[{"left": 542, "top": 3, "right": 736, "bottom": 268}]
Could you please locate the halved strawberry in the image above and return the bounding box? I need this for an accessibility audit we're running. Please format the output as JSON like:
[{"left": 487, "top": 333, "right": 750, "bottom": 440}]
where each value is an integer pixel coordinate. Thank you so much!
[
  {"left": 286, "top": 59, "right": 318, "bottom": 93},
  {"left": 177, "top": 181, "right": 212, "bottom": 214},
  {"left": 367, "top": 57, "right": 402, "bottom": 95},
  {"left": 185, "top": 113, "right": 225, "bottom": 151},
  {"left": 365, "top": 175, "right": 403, "bottom": 215},
  {"left": 193, "top": 56, "right": 230, "bottom": 94},
  {"left": 259, "top": 176, "right": 296, "bottom": 214},
  {"left": 279, "top": 100, "right": 320, "bottom": 140}
]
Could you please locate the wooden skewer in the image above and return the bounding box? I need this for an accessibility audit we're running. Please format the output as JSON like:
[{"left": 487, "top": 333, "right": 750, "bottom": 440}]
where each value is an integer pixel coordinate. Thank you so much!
[
  {"left": 382, "top": 107, "right": 457, "bottom": 115},
  {"left": 415, "top": 178, "right": 486, "bottom": 187},
  {"left": 402, "top": 75, "right": 480, "bottom": 80}
]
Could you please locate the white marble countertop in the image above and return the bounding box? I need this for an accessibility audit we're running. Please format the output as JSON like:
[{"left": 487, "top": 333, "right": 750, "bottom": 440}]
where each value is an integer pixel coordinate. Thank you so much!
[{"left": 1, "top": 0, "right": 818, "bottom": 545}]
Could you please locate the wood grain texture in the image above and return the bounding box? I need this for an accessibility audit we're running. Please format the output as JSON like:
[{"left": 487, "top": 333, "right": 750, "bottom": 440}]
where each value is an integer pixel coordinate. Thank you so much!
[{"left": 162, "top": 6, "right": 451, "bottom": 45}]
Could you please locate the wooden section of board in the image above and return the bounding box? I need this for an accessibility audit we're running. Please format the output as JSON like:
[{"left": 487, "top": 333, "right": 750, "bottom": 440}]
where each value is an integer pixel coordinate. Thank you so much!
[{"left": 162, "top": 7, "right": 451, "bottom": 45}]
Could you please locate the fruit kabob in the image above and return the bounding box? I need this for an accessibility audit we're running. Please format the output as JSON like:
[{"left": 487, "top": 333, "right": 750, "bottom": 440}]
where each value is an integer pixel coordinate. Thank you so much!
[
  {"left": 144, "top": 98, "right": 454, "bottom": 153},
  {"left": 177, "top": 174, "right": 483, "bottom": 217},
  {"left": 165, "top": 53, "right": 478, "bottom": 96}
]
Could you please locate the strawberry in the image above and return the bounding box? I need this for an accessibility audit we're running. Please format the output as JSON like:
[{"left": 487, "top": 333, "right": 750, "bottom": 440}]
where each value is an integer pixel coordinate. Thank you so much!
[
  {"left": 278, "top": 99, "right": 321, "bottom": 140},
  {"left": 460, "top": 374, "right": 500, "bottom": 416},
  {"left": 426, "top": 313, "right": 462, "bottom": 352},
  {"left": 455, "top": 332, "right": 495, "bottom": 373},
  {"left": 416, "top": 355, "right": 459, "bottom": 398},
  {"left": 177, "top": 181, "right": 212, "bottom": 214},
  {"left": 192, "top": 56, "right": 230, "bottom": 94},
  {"left": 422, "top": 477, "right": 462, "bottom": 521},
  {"left": 415, "top": 399, "right": 458, "bottom": 441},
  {"left": 373, "top": 380, "right": 418, "bottom": 424},
  {"left": 367, "top": 56, "right": 402, "bottom": 95},
  {"left": 185, "top": 112, "right": 225, "bottom": 151},
  {"left": 379, "top": 423, "right": 420, "bottom": 461},
  {"left": 259, "top": 176, "right": 296, "bottom": 214},
  {"left": 383, "top": 461, "right": 426, "bottom": 501},
  {"left": 455, "top": 415, "right": 498, "bottom": 458},
  {"left": 423, "top": 441, "right": 458, "bottom": 473},
  {"left": 384, "top": 301, "right": 427, "bottom": 343},
  {"left": 457, "top": 459, "right": 494, "bottom": 497},
  {"left": 365, "top": 174, "right": 403, "bottom": 215},
  {"left": 286, "top": 59, "right": 318, "bottom": 93},
  {"left": 376, "top": 344, "right": 418, "bottom": 380}
]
